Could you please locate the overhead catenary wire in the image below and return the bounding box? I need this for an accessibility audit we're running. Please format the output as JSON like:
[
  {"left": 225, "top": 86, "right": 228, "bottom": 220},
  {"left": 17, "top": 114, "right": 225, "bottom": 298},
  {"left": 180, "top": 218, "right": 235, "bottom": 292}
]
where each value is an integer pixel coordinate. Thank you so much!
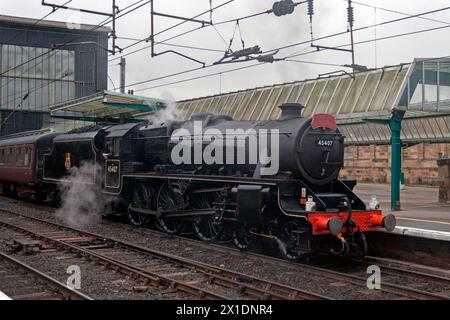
[
  {"left": 116, "top": 17, "right": 450, "bottom": 94},
  {"left": 132, "top": 58, "right": 347, "bottom": 92},
  {"left": 6, "top": 1, "right": 450, "bottom": 115},
  {"left": 133, "top": 62, "right": 264, "bottom": 92},
  {"left": 285, "top": 23, "right": 450, "bottom": 60},
  {"left": 109, "top": 0, "right": 306, "bottom": 63},
  {"left": 278, "top": 5, "right": 450, "bottom": 57},
  {"left": 350, "top": 0, "right": 450, "bottom": 26},
  {"left": 116, "top": 37, "right": 224, "bottom": 53},
  {"left": 111, "top": 0, "right": 235, "bottom": 58},
  {"left": 108, "top": 3, "right": 450, "bottom": 65},
  {"left": 131, "top": 54, "right": 450, "bottom": 100}
]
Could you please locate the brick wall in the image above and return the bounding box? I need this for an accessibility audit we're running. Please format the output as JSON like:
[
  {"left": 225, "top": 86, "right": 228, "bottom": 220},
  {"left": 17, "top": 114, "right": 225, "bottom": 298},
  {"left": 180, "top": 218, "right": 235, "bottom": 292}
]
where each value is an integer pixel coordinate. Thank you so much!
[
  {"left": 437, "top": 158, "right": 450, "bottom": 202},
  {"left": 339, "top": 143, "right": 450, "bottom": 186}
]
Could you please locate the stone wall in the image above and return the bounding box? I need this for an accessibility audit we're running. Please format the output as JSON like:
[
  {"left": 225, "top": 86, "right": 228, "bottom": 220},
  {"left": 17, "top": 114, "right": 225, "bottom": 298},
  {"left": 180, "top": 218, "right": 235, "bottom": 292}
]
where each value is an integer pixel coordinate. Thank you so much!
[{"left": 339, "top": 143, "right": 450, "bottom": 186}]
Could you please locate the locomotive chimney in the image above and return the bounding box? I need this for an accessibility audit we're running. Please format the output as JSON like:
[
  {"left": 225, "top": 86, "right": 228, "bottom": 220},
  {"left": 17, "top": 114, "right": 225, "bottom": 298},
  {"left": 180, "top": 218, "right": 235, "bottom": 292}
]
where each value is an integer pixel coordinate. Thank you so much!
[{"left": 278, "top": 103, "right": 304, "bottom": 120}]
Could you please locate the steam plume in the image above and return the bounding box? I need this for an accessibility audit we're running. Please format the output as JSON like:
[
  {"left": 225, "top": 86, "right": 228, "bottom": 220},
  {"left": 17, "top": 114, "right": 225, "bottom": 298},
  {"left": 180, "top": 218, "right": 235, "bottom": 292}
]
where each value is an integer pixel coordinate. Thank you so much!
[
  {"left": 148, "top": 92, "right": 182, "bottom": 123},
  {"left": 55, "top": 162, "right": 108, "bottom": 228}
]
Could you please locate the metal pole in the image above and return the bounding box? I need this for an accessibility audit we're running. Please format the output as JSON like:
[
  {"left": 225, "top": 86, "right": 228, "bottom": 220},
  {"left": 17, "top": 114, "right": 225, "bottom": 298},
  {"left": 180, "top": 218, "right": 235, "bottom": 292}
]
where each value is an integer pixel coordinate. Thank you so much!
[
  {"left": 437, "top": 60, "right": 440, "bottom": 111},
  {"left": 112, "top": 0, "right": 116, "bottom": 55},
  {"left": 119, "top": 57, "right": 126, "bottom": 93},
  {"left": 348, "top": 0, "right": 355, "bottom": 74},
  {"left": 422, "top": 60, "right": 425, "bottom": 111},
  {"left": 390, "top": 111, "right": 404, "bottom": 211},
  {"left": 151, "top": 0, "right": 155, "bottom": 57}
]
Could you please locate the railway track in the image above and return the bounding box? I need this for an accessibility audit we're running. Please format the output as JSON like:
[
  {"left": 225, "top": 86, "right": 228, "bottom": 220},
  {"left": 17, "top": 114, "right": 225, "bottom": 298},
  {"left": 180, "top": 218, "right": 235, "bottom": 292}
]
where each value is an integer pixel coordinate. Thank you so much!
[
  {"left": 98, "top": 215, "right": 450, "bottom": 299},
  {"left": 0, "top": 251, "right": 91, "bottom": 300},
  {"left": 1, "top": 201, "right": 449, "bottom": 300},
  {"left": 0, "top": 208, "right": 329, "bottom": 300}
]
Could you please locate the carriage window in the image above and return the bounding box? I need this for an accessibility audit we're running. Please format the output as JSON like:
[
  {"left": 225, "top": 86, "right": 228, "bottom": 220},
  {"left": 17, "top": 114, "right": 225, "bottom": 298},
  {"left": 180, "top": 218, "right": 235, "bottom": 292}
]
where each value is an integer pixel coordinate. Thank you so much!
[
  {"left": 6, "top": 148, "right": 14, "bottom": 164},
  {"left": 24, "top": 147, "right": 31, "bottom": 166},
  {"left": 0, "top": 149, "right": 5, "bottom": 165},
  {"left": 16, "top": 147, "right": 25, "bottom": 166}
]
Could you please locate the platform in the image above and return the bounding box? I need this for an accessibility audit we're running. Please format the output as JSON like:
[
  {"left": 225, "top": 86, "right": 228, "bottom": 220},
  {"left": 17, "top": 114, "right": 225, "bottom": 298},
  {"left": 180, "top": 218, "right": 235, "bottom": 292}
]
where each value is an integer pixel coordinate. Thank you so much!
[{"left": 355, "top": 183, "right": 450, "bottom": 240}]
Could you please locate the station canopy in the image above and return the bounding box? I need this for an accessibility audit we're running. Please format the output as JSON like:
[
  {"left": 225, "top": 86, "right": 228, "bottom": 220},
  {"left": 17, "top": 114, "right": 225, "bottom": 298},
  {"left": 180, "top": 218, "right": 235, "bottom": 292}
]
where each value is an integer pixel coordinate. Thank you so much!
[
  {"left": 49, "top": 90, "right": 165, "bottom": 123},
  {"left": 177, "top": 58, "right": 450, "bottom": 145}
]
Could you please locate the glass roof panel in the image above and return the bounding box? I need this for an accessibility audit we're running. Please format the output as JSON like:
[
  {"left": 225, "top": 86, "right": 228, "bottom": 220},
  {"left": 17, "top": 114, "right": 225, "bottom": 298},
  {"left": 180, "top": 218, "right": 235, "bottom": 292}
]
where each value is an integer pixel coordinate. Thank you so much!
[
  {"left": 213, "top": 95, "right": 228, "bottom": 116},
  {"left": 339, "top": 74, "right": 367, "bottom": 115},
  {"left": 327, "top": 77, "right": 352, "bottom": 115},
  {"left": 368, "top": 68, "right": 397, "bottom": 111},
  {"left": 192, "top": 98, "right": 208, "bottom": 114},
  {"left": 269, "top": 85, "right": 294, "bottom": 119},
  {"left": 435, "top": 117, "right": 450, "bottom": 138},
  {"left": 178, "top": 101, "right": 190, "bottom": 119},
  {"left": 184, "top": 100, "right": 200, "bottom": 119},
  {"left": 232, "top": 91, "right": 253, "bottom": 120},
  {"left": 338, "top": 126, "right": 352, "bottom": 143},
  {"left": 412, "top": 118, "right": 428, "bottom": 139},
  {"left": 421, "top": 118, "right": 436, "bottom": 139},
  {"left": 401, "top": 120, "right": 414, "bottom": 139},
  {"left": 297, "top": 82, "right": 315, "bottom": 106},
  {"left": 345, "top": 126, "right": 359, "bottom": 144},
  {"left": 227, "top": 93, "right": 245, "bottom": 118},
  {"left": 207, "top": 97, "right": 220, "bottom": 114},
  {"left": 364, "top": 124, "right": 377, "bottom": 142},
  {"left": 243, "top": 90, "right": 262, "bottom": 120},
  {"left": 384, "top": 67, "right": 409, "bottom": 111},
  {"left": 251, "top": 88, "right": 272, "bottom": 120},
  {"left": 353, "top": 125, "right": 365, "bottom": 143},
  {"left": 171, "top": 61, "right": 450, "bottom": 145},
  {"left": 287, "top": 83, "right": 303, "bottom": 102},
  {"left": 353, "top": 72, "right": 381, "bottom": 113},
  {"left": 258, "top": 87, "right": 282, "bottom": 120},
  {"left": 202, "top": 97, "right": 215, "bottom": 113},
  {"left": 428, "top": 117, "right": 443, "bottom": 138},
  {"left": 304, "top": 80, "right": 327, "bottom": 117},
  {"left": 315, "top": 78, "right": 339, "bottom": 114}
]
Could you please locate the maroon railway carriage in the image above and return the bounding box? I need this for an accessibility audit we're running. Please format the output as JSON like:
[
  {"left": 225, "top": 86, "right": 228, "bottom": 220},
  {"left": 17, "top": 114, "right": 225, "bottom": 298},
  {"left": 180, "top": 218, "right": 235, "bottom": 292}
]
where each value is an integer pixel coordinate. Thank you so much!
[{"left": 0, "top": 133, "right": 58, "bottom": 199}]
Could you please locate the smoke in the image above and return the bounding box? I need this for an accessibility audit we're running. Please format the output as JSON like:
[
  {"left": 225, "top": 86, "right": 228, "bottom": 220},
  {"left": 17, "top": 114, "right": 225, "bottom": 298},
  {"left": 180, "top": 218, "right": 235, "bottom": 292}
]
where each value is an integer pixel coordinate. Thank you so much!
[
  {"left": 147, "top": 92, "right": 183, "bottom": 123},
  {"left": 55, "top": 162, "right": 109, "bottom": 228}
]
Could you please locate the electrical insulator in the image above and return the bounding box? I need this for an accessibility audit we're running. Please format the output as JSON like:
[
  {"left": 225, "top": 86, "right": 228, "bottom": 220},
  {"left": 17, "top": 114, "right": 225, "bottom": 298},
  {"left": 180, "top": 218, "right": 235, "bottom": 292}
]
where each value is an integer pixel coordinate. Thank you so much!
[
  {"left": 307, "top": 0, "right": 314, "bottom": 17},
  {"left": 347, "top": 4, "right": 354, "bottom": 27},
  {"left": 272, "top": 0, "right": 295, "bottom": 17}
]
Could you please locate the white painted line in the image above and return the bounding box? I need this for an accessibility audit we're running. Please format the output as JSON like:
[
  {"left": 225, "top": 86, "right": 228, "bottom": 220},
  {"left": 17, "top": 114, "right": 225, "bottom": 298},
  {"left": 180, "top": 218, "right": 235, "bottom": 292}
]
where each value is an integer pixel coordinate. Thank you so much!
[
  {"left": 394, "top": 226, "right": 450, "bottom": 241},
  {"left": 0, "top": 291, "right": 11, "bottom": 300},
  {"left": 397, "top": 217, "right": 450, "bottom": 225}
]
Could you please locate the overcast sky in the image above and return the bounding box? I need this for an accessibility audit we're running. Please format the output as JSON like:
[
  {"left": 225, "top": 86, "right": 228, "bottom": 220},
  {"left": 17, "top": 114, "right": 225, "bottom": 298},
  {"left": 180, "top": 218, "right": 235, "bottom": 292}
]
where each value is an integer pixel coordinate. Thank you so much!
[{"left": 3, "top": 0, "right": 450, "bottom": 101}]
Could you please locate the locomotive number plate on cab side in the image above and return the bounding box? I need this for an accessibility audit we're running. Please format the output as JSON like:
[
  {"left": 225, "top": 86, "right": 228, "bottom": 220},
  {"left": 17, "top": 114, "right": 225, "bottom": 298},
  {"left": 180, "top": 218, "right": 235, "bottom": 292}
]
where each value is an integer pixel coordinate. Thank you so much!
[{"left": 316, "top": 139, "right": 334, "bottom": 147}]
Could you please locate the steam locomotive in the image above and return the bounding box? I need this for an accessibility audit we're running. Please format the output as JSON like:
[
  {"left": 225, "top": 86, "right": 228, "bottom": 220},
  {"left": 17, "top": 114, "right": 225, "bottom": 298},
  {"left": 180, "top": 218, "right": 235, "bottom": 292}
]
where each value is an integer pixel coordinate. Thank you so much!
[{"left": 0, "top": 103, "right": 396, "bottom": 260}]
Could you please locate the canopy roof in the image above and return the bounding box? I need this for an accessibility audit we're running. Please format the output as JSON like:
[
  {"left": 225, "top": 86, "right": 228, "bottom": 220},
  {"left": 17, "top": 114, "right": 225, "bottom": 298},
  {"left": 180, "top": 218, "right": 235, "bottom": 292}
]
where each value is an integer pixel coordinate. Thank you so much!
[
  {"left": 176, "top": 57, "right": 450, "bottom": 145},
  {"left": 49, "top": 90, "right": 166, "bottom": 121}
]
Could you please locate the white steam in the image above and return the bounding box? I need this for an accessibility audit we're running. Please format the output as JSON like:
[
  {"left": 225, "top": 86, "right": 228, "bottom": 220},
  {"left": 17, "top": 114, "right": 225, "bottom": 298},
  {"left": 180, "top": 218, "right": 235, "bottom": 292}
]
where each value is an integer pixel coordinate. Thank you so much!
[
  {"left": 55, "top": 162, "right": 109, "bottom": 228},
  {"left": 147, "top": 92, "right": 183, "bottom": 123}
]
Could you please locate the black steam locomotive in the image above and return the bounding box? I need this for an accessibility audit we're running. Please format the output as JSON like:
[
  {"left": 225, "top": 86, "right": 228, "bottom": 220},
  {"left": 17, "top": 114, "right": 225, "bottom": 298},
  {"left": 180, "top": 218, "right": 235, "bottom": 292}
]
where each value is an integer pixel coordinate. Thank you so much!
[{"left": 0, "top": 103, "right": 395, "bottom": 260}]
